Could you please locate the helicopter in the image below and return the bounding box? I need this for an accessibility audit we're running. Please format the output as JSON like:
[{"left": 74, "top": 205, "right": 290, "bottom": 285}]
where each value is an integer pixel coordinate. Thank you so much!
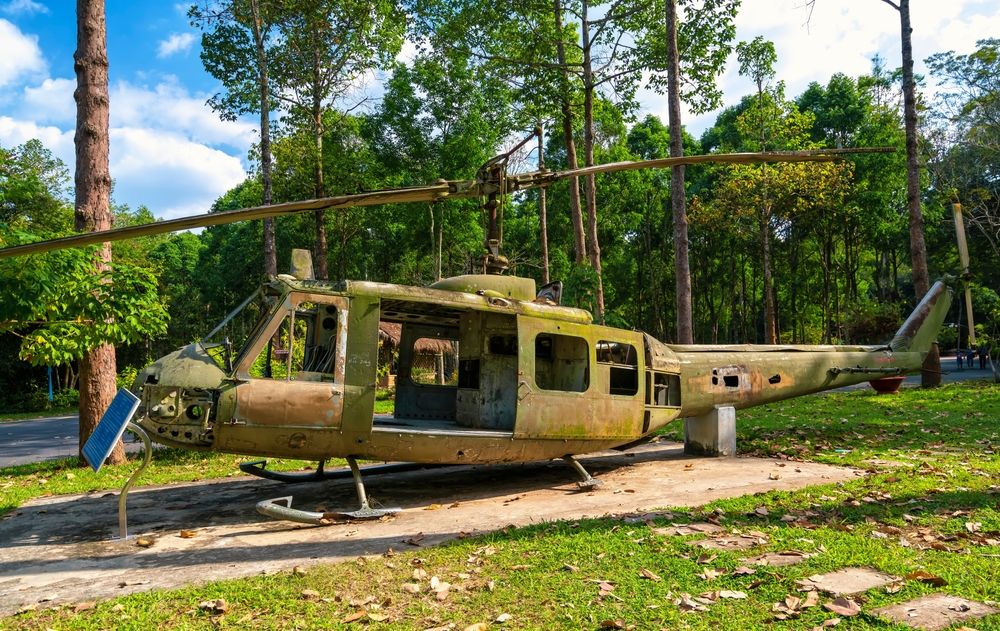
[{"left": 0, "top": 138, "right": 953, "bottom": 522}]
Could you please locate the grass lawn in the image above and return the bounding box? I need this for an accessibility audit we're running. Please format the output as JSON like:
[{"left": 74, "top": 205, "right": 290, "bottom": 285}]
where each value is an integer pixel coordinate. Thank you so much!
[{"left": 4, "top": 382, "right": 1000, "bottom": 630}]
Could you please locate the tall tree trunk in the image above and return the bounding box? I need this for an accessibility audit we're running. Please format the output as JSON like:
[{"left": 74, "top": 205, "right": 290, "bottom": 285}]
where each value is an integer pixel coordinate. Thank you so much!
[
  {"left": 761, "top": 210, "right": 777, "bottom": 344},
  {"left": 580, "top": 0, "right": 605, "bottom": 322},
  {"left": 665, "top": 0, "right": 693, "bottom": 343},
  {"left": 538, "top": 125, "right": 550, "bottom": 284},
  {"left": 893, "top": 0, "right": 938, "bottom": 385},
  {"left": 74, "top": 0, "right": 123, "bottom": 465},
  {"left": 312, "top": 43, "right": 329, "bottom": 281},
  {"left": 313, "top": 110, "right": 328, "bottom": 279},
  {"left": 250, "top": 0, "right": 276, "bottom": 277},
  {"left": 553, "top": 0, "right": 586, "bottom": 265}
]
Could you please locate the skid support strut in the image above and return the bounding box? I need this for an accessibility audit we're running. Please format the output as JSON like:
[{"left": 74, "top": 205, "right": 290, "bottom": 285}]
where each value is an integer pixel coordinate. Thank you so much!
[
  {"left": 255, "top": 456, "right": 401, "bottom": 524},
  {"left": 563, "top": 455, "right": 601, "bottom": 489},
  {"left": 342, "top": 457, "right": 400, "bottom": 519}
]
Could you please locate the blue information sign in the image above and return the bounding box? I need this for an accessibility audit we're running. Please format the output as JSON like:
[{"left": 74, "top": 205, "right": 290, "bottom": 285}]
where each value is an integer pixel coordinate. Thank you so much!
[{"left": 82, "top": 388, "right": 141, "bottom": 472}]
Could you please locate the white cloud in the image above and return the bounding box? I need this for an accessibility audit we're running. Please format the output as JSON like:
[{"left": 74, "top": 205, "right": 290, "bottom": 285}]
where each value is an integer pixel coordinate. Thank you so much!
[
  {"left": 157, "top": 32, "right": 196, "bottom": 58},
  {"left": 110, "top": 127, "right": 248, "bottom": 219},
  {"left": 110, "top": 79, "right": 257, "bottom": 148},
  {"left": 0, "top": 19, "right": 45, "bottom": 88},
  {"left": 22, "top": 77, "right": 76, "bottom": 124},
  {"left": 0, "top": 0, "right": 48, "bottom": 15},
  {"left": 0, "top": 116, "right": 74, "bottom": 161},
  {"left": 639, "top": 0, "right": 1000, "bottom": 136}
]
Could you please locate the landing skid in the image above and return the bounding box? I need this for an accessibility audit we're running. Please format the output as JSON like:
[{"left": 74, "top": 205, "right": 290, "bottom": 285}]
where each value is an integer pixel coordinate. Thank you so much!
[
  {"left": 563, "top": 455, "right": 602, "bottom": 489},
  {"left": 240, "top": 458, "right": 439, "bottom": 484},
  {"left": 255, "top": 456, "right": 400, "bottom": 524}
]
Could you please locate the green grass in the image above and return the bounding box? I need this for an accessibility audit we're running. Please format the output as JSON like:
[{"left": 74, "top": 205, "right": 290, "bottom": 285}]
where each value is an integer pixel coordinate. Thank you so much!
[
  {"left": 0, "top": 408, "right": 77, "bottom": 423},
  {"left": 5, "top": 382, "right": 1000, "bottom": 630}
]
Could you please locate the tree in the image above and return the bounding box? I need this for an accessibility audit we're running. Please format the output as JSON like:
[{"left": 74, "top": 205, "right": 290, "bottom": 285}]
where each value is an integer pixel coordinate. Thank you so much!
[
  {"left": 806, "top": 0, "right": 937, "bottom": 383},
  {"left": 927, "top": 39, "right": 1000, "bottom": 257},
  {"left": 271, "top": 0, "right": 404, "bottom": 279},
  {"left": 641, "top": 0, "right": 740, "bottom": 342},
  {"left": 191, "top": 0, "right": 282, "bottom": 277},
  {"left": 736, "top": 36, "right": 780, "bottom": 342},
  {"left": 73, "top": 0, "right": 123, "bottom": 464},
  {"left": 0, "top": 139, "right": 73, "bottom": 232}
]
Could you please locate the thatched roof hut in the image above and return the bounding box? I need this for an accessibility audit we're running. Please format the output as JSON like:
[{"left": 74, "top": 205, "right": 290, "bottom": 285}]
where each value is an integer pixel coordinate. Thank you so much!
[{"left": 378, "top": 322, "right": 454, "bottom": 354}]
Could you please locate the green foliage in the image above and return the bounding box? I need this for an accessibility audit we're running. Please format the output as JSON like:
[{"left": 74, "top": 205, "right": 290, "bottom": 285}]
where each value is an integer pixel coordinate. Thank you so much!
[
  {"left": 639, "top": 0, "right": 742, "bottom": 114},
  {"left": 0, "top": 231, "right": 169, "bottom": 367},
  {"left": 0, "top": 139, "right": 73, "bottom": 232}
]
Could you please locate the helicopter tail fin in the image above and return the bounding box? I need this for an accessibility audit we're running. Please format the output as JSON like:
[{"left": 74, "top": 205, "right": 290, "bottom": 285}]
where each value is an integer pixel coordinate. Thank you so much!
[{"left": 888, "top": 280, "right": 953, "bottom": 354}]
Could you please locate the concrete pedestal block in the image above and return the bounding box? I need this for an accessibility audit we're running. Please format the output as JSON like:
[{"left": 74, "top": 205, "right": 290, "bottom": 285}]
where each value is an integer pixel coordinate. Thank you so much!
[{"left": 684, "top": 406, "right": 736, "bottom": 457}]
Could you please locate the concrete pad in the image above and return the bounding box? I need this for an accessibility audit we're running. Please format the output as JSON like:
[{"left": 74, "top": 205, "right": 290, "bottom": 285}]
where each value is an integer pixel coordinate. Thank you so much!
[
  {"left": 872, "top": 594, "right": 1000, "bottom": 630},
  {"left": 796, "top": 567, "right": 900, "bottom": 595},
  {"left": 747, "top": 551, "right": 812, "bottom": 566},
  {"left": 0, "top": 441, "right": 857, "bottom": 615}
]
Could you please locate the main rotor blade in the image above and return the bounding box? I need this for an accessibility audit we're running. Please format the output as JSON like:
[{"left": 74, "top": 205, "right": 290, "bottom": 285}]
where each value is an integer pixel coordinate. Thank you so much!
[
  {"left": 0, "top": 181, "right": 475, "bottom": 259},
  {"left": 0, "top": 148, "right": 891, "bottom": 259},
  {"left": 513, "top": 148, "right": 893, "bottom": 188}
]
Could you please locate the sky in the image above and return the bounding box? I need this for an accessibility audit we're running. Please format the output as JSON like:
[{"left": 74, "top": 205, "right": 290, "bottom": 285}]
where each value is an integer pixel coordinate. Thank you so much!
[{"left": 0, "top": 0, "right": 998, "bottom": 222}]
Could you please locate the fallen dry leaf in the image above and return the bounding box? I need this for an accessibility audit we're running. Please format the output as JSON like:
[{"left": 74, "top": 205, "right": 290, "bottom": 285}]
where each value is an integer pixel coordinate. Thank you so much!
[
  {"left": 600, "top": 619, "right": 627, "bottom": 629},
  {"left": 495, "top": 613, "right": 512, "bottom": 623},
  {"left": 823, "top": 597, "right": 861, "bottom": 617},
  {"left": 135, "top": 537, "right": 155, "bottom": 548},
  {"left": 812, "top": 618, "right": 841, "bottom": 630},
  {"left": 675, "top": 593, "right": 709, "bottom": 612},
  {"left": 292, "top": 566, "right": 307, "bottom": 577},
  {"left": 699, "top": 568, "right": 722, "bottom": 580},
  {"left": 341, "top": 610, "right": 366, "bottom": 624},
  {"left": 73, "top": 601, "right": 97, "bottom": 613},
  {"left": 401, "top": 583, "right": 422, "bottom": 594},
  {"left": 755, "top": 506, "right": 770, "bottom": 516},
  {"left": 696, "top": 553, "right": 718, "bottom": 564},
  {"left": 300, "top": 589, "right": 320, "bottom": 600},
  {"left": 639, "top": 568, "right": 662, "bottom": 582},
  {"left": 719, "top": 590, "right": 747, "bottom": 599},
  {"left": 905, "top": 570, "right": 947, "bottom": 586},
  {"left": 733, "top": 566, "right": 757, "bottom": 576},
  {"left": 563, "top": 563, "right": 580, "bottom": 572},
  {"left": 198, "top": 598, "right": 229, "bottom": 614},
  {"left": 424, "top": 504, "right": 443, "bottom": 511},
  {"left": 769, "top": 472, "right": 781, "bottom": 480},
  {"left": 368, "top": 613, "right": 389, "bottom": 622},
  {"left": 463, "top": 624, "right": 488, "bottom": 631},
  {"left": 413, "top": 568, "right": 428, "bottom": 581},
  {"left": 802, "top": 591, "right": 820, "bottom": 608}
]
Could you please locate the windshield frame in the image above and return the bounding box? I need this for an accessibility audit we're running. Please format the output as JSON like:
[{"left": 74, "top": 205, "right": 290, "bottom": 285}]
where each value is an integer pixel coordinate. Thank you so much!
[{"left": 198, "top": 288, "right": 284, "bottom": 374}]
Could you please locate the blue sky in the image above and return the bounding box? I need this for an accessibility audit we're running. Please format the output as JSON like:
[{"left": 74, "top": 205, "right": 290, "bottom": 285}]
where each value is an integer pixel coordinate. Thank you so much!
[{"left": 1, "top": 0, "right": 998, "bottom": 222}]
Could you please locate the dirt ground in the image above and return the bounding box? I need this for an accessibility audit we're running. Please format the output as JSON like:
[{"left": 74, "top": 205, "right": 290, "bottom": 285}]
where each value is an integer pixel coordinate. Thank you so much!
[{"left": 0, "top": 441, "right": 859, "bottom": 615}]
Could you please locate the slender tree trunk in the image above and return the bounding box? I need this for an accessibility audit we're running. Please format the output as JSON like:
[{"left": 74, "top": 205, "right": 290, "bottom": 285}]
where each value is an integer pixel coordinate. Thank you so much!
[
  {"left": 74, "top": 0, "right": 123, "bottom": 465},
  {"left": 538, "top": 125, "right": 550, "bottom": 284},
  {"left": 313, "top": 110, "right": 328, "bottom": 279},
  {"left": 250, "top": 0, "right": 276, "bottom": 277},
  {"left": 312, "top": 41, "right": 329, "bottom": 281},
  {"left": 893, "top": 0, "right": 938, "bottom": 385},
  {"left": 580, "top": 0, "right": 605, "bottom": 322},
  {"left": 553, "top": 0, "right": 586, "bottom": 264},
  {"left": 665, "top": 0, "right": 693, "bottom": 343},
  {"left": 761, "top": 209, "right": 777, "bottom": 344}
]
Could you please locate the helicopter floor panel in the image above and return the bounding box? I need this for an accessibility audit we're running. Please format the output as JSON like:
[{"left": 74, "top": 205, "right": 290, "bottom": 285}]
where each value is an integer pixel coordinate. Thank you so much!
[{"left": 372, "top": 414, "right": 513, "bottom": 437}]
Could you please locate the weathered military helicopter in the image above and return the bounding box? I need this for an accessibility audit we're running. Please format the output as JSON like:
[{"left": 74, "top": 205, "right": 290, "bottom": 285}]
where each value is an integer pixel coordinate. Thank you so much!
[{"left": 0, "top": 138, "right": 952, "bottom": 522}]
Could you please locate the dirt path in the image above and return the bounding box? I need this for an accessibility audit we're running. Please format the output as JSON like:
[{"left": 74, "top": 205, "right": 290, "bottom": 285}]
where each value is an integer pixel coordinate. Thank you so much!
[{"left": 0, "top": 441, "right": 858, "bottom": 615}]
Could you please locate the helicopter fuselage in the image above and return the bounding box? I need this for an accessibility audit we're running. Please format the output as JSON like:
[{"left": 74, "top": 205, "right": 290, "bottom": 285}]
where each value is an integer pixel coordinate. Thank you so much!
[{"left": 133, "top": 274, "right": 950, "bottom": 465}]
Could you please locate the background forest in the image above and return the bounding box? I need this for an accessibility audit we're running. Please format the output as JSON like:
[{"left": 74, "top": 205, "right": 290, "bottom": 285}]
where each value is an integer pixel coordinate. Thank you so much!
[{"left": 0, "top": 1, "right": 997, "bottom": 413}]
